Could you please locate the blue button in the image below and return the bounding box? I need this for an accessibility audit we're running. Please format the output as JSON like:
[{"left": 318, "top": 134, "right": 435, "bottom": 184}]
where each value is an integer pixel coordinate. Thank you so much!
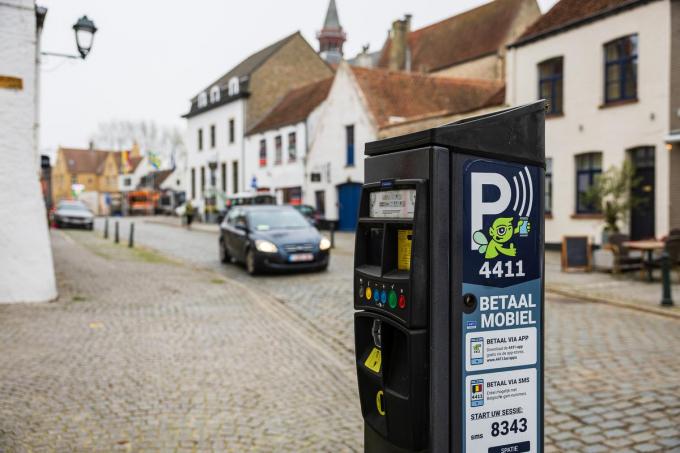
[
  {"left": 380, "top": 290, "right": 387, "bottom": 304},
  {"left": 373, "top": 290, "right": 380, "bottom": 302}
]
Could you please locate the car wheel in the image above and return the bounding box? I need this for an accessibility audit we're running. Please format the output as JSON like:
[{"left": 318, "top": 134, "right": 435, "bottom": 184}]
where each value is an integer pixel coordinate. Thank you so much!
[
  {"left": 245, "top": 249, "right": 259, "bottom": 275},
  {"left": 219, "top": 238, "right": 231, "bottom": 264},
  {"left": 88, "top": 223, "right": 94, "bottom": 231}
]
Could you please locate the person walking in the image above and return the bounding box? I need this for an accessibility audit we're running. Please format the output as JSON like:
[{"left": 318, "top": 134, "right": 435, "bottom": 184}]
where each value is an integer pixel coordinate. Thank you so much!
[{"left": 185, "top": 201, "right": 195, "bottom": 230}]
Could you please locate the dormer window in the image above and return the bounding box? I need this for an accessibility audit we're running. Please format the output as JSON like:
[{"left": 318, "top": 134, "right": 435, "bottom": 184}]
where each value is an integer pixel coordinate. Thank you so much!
[
  {"left": 197, "top": 91, "right": 208, "bottom": 108},
  {"left": 228, "top": 77, "right": 240, "bottom": 96},
  {"left": 209, "top": 86, "right": 221, "bottom": 103}
]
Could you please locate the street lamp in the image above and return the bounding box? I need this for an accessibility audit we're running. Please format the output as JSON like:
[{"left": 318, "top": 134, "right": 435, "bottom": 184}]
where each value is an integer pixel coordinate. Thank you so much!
[
  {"left": 41, "top": 14, "right": 98, "bottom": 60},
  {"left": 73, "top": 16, "right": 97, "bottom": 59}
]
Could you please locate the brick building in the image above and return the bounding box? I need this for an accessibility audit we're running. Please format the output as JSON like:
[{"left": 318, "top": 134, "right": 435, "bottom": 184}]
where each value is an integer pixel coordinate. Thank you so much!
[
  {"left": 182, "top": 32, "right": 333, "bottom": 204},
  {"left": 376, "top": 0, "right": 540, "bottom": 80}
]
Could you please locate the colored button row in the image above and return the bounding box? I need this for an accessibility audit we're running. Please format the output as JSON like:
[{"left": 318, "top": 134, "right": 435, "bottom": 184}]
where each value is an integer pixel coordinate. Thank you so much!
[{"left": 363, "top": 286, "right": 406, "bottom": 310}]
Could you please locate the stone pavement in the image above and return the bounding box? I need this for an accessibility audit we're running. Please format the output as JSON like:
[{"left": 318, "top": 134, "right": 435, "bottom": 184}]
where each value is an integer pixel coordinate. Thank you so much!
[
  {"left": 0, "top": 230, "right": 362, "bottom": 452},
  {"left": 1, "top": 220, "right": 678, "bottom": 452}
]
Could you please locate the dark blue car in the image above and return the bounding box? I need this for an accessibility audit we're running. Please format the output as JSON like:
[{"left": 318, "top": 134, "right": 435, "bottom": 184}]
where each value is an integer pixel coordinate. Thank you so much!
[{"left": 219, "top": 205, "right": 331, "bottom": 275}]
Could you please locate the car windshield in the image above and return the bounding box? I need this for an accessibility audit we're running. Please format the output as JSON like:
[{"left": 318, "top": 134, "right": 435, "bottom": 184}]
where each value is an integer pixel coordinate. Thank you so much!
[
  {"left": 249, "top": 209, "right": 310, "bottom": 231},
  {"left": 58, "top": 203, "right": 89, "bottom": 212}
]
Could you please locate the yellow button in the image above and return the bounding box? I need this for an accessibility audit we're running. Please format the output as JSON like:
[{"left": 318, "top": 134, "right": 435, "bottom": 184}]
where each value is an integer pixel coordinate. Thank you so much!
[{"left": 365, "top": 287, "right": 372, "bottom": 300}]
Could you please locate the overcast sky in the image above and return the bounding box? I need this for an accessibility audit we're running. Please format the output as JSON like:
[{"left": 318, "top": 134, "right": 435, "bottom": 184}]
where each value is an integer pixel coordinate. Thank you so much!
[{"left": 38, "top": 0, "right": 558, "bottom": 156}]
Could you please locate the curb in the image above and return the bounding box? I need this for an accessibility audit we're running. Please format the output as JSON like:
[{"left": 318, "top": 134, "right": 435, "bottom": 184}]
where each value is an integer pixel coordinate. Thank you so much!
[
  {"left": 143, "top": 218, "right": 219, "bottom": 234},
  {"left": 546, "top": 285, "right": 680, "bottom": 320}
]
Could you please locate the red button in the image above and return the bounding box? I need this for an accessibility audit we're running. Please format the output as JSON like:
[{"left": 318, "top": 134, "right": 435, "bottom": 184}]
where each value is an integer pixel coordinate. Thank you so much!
[{"left": 398, "top": 294, "right": 406, "bottom": 309}]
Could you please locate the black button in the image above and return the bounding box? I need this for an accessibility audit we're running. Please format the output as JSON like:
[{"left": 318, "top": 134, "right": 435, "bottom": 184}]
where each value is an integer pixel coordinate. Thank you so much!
[{"left": 488, "top": 441, "right": 530, "bottom": 453}]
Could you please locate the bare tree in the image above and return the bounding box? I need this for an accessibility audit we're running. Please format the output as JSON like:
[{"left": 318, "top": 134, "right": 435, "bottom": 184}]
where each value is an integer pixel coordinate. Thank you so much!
[{"left": 91, "top": 120, "right": 185, "bottom": 169}]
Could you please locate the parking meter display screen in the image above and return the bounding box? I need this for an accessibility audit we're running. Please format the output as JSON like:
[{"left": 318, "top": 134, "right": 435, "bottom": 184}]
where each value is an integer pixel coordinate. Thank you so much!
[
  {"left": 459, "top": 158, "right": 543, "bottom": 453},
  {"left": 369, "top": 189, "right": 416, "bottom": 218}
]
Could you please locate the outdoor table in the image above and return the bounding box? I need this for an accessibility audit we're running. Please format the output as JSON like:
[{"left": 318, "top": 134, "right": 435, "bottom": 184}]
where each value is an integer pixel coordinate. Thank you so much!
[{"left": 623, "top": 240, "right": 665, "bottom": 282}]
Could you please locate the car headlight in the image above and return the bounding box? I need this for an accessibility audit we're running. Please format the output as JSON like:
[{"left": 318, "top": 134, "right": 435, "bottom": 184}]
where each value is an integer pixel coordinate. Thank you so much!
[
  {"left": 255, "top": 240, "right": 278, "bottom": 253},
  {"left": 319, "top": 237, "right": 331, "bottom": 251}
]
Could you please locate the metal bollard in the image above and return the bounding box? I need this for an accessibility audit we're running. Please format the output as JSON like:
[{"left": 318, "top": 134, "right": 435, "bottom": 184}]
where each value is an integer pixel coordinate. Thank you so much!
[
  {"left": 114, "top": 221, "right": 119, "bottom": 244},
  {"left": 661, "top": 251, "right": 674, "bottom": 306},
  {"left": 128, "top": 222, "right": 135, "bottom": 248},
  {"left": 330, "top": 222, "right": 335, "bottom": 249},
  {"left": 104, "top": 217, "right": 109, "bottom": 239}
]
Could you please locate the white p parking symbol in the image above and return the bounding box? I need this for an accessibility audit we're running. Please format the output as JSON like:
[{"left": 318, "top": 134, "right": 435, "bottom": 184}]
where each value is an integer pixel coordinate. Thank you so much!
[{"left": 470, "top": 173, "right": 511, "bottom": 250}]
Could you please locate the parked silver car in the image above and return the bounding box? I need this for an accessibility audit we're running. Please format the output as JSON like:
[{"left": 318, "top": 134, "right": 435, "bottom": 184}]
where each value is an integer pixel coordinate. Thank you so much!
[{"left": 54, "top": 200, "right": 94, "bottom": 230}]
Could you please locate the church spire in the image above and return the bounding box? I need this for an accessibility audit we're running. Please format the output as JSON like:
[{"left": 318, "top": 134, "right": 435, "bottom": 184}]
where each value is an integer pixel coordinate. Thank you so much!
[{"left": 317, "top": 0, "right": 346, "bottom": 64}]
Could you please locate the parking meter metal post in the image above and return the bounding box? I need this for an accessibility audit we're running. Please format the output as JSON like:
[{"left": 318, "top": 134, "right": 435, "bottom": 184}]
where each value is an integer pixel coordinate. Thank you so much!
[{"left": 353, "top": 101, "right": 546, "bottom": 453}]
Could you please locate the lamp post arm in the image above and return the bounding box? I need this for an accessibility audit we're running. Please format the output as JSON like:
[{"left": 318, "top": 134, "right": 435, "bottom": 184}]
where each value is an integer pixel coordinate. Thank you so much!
[{"left": 41, "top": 51, "right": 81, "bottom": 59}]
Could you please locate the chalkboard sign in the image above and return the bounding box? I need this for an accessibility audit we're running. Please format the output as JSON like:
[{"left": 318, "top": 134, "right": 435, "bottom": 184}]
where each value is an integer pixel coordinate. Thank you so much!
[{"left": 561, "top": 236, "right": 592, "bottom": 272}]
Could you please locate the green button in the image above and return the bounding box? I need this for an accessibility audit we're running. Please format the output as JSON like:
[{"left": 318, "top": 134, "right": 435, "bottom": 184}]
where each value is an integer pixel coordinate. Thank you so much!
[{"left": 388, "top": 290, "right": 398, "bottom": 309}]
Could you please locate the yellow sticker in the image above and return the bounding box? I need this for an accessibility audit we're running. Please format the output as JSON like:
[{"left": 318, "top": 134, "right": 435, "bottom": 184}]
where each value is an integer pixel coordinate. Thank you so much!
[
  {"left": 376, "top": 390, "right": 385, "bottom": 416},
  {"left": 398, "top": 229, "right": 413, "bottom": 271},
  {"left": 364, "top": 347, "right": 382, "bottom": 373}
]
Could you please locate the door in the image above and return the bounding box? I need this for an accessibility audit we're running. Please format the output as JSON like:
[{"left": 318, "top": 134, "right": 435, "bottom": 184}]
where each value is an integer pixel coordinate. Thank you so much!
[
  {"left": 629, "top": 147, "right": 655, "bottom": 240},
  {"left": 337, "top": 182, "right": 362, "bottom": 231}
]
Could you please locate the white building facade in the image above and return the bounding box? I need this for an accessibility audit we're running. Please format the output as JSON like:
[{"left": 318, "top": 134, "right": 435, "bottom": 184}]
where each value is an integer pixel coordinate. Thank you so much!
[
  {"left": 306, "top": 65, "right": 376, "bottom": 230},
  {"left": 0, "top": 0, "right": 57, "bottom": 303},
  {"left": 184, "top": 90, "right": 245, "bottom": 204},
  {"left": 507, "top": 0, "right": 675, "bottom": 245}
]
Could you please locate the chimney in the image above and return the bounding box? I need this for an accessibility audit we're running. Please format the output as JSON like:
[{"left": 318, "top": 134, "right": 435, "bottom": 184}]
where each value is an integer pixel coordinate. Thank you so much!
[
  {"left": 88, "top": 140, "right": 94, "bottom": 152},
  {"left": 388, "top": 15, "right": 412, "bottom": 71}
]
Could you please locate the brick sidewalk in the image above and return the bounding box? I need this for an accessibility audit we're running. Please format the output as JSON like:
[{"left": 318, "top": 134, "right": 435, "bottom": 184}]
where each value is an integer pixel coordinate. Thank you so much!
[
  {"left": 0, "top": 230, "right": 362, "bottom": 452},
  {"left": 545, "top": 251, "right": 680, "bottom": 318}
]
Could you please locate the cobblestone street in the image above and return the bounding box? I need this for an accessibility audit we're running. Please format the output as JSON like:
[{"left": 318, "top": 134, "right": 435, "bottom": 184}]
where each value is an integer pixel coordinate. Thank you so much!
[{"left": 0, "top": 220, "right": 678, "bottom": 452}]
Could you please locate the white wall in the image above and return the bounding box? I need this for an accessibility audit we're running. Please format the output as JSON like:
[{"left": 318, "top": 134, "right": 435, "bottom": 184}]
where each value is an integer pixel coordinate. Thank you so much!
[
  {"left": 507, "top": 0, "right": 671, "bottom": 244},
  {"left": 306, "top": 63, "right": 377, "bottom": 220},
  {"left": 0, "top": 0, "right": 57, "bottom": 303},
  {"left": 244, "top": 122, "right": 307, "bottom": 200},
  {"left": 185, "top": 99, "right": 245, "bottom": 201}
]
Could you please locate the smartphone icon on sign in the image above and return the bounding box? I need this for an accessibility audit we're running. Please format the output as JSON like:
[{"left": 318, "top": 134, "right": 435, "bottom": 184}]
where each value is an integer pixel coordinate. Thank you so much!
[
  {"left": 470, "top": 379, "right": 484, "bottom": 407},
  {"left": 470, "top": 337, "right": 484, "bottom": 365}
]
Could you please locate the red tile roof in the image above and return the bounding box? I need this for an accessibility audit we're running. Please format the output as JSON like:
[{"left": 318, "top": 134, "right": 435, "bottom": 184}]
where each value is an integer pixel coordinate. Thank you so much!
[
  {"left": 351, "top": 66, "right": 505, "bottom": 129},
  {"left": 59, "top": 148, "right": 120, "bottom": 174},
  {"left": 513, "top": 0, "right": 648, "bottom": 45},
  {"left": 247, "top": 77, "right": 334, "bottom": 135},
  {"left": 378, "top": 0, "right": 534, "bottom": 73}
]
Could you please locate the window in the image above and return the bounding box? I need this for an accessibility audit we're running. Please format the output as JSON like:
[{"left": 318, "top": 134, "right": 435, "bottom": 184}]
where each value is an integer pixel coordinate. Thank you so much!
[
  {"left": 232, "top": 161, "right": 238, "bottom": 194},
  {"left": 198, "top": 129, "right": 203, "bottom": 151},
  {"left": 228, "top": 77, "right": 240, "bottom": 96},
  {"left": 346, "top": 125, "right": 355, "bottom": 166},
  {"left": 275, "top": 136, "right": 282, "bottom": 165},
  {"left": 545, "top": 158, "right": 553, "bottom": 215},
  {"left": 221, "top": 163, "right": 227, "bottom": 192},
  {"left": 190, "top": 168, "right": 196, "bottom": 199},
  {"left": 575, "top": 153, "right": 603, "bottom": 214},
  {"left": 210, "top": 124, "right": 216, "bottom": 148},
  {"left": 259, "top": 139, "right": 267, "bottom": 167},
  {"left": 604, "top": 34, "right": 638, "bottom": 103},
  {"left": 200, "top": 166, "right": 206, "bottom": 195},
  {"left": 310, "top": 172, "right": 321, "bottom": 182},
  {"left": 538, "top": 57, "right": 563, "bottom": 115},
  {"left": 197, "top": 92, "right": 208, "bottom": 108},
  {"left": 229, "top": 119, "right": 235, "bottom": 144},
  {"left": 209, "top": 86, "right": 220, "bottom": 103},
  {"left": 124, "top": 177, "right": 132, "bottom": 187},
  {"left": 288, "top": 132, "right": 297, "bottom": 162}
]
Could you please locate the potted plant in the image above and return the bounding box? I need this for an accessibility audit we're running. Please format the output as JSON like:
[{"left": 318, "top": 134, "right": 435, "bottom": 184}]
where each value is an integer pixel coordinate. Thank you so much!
[{"left": 584, "top": 160, "right": 642, "bottom": 245}]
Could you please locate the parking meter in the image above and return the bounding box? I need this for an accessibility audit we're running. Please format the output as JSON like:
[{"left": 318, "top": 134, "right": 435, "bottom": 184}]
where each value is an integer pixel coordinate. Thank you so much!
[{"left": 353, "top": 101, "right": 545, "bottom": 453}]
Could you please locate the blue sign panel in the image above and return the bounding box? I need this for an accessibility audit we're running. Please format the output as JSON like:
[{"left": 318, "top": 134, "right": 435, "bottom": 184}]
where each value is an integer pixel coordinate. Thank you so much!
[{"left": 460, "top": 158, "right": 543, "bottom": 453}]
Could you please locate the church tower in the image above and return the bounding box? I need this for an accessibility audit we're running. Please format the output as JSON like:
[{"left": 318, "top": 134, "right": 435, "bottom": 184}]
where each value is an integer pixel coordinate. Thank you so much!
[{"left": 317, "top": 0, "right": 346, "bottom": 64}]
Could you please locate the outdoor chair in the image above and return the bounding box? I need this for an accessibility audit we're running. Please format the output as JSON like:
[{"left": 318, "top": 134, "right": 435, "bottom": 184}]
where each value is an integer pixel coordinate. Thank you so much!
[{"left": 608, "top": 233, "right": 643, "bottom": 274}]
